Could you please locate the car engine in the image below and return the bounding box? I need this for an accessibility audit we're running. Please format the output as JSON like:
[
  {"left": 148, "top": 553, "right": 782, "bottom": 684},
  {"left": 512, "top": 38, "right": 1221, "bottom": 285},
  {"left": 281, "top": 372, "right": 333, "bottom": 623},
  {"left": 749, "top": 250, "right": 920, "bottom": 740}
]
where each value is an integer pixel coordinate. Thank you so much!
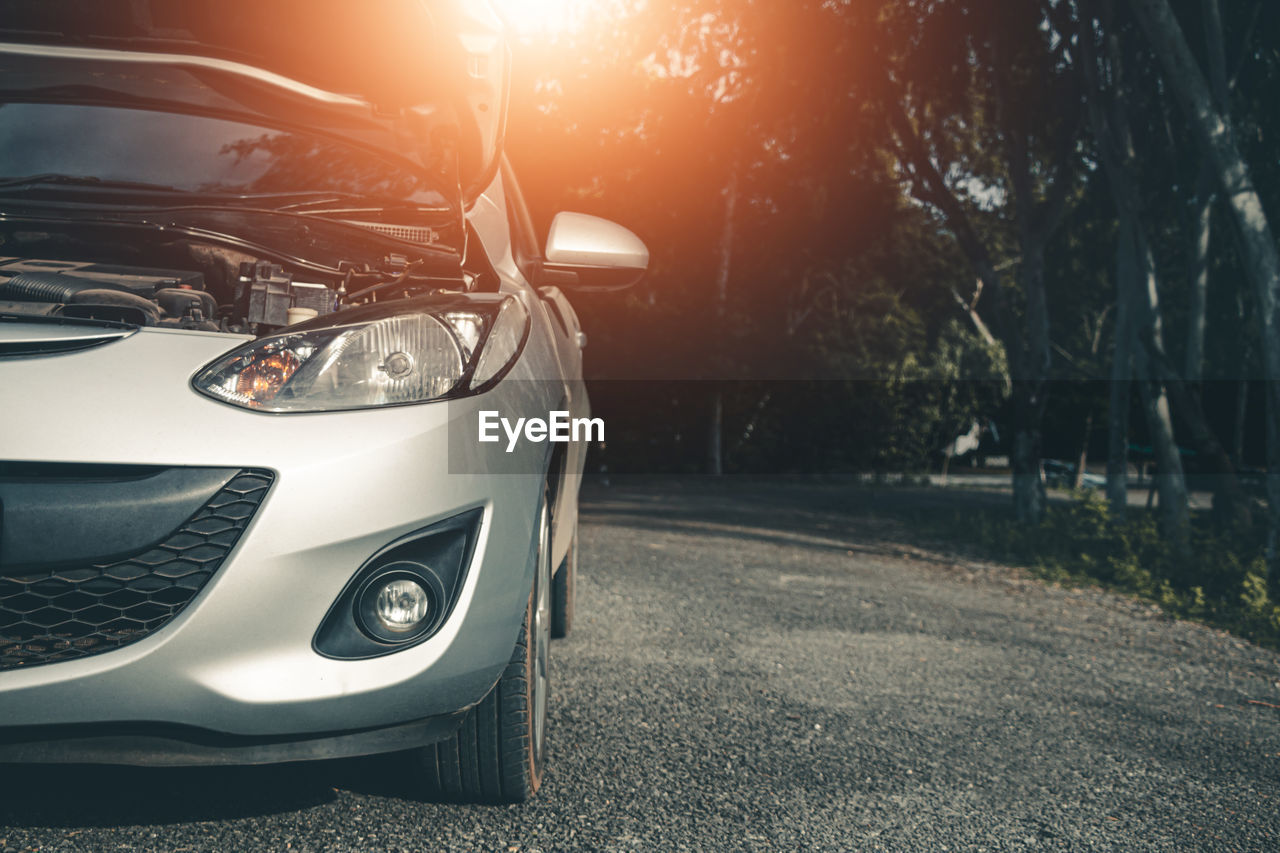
[{"left": 0, "top": 254, "right": 343, "bottom": 334}]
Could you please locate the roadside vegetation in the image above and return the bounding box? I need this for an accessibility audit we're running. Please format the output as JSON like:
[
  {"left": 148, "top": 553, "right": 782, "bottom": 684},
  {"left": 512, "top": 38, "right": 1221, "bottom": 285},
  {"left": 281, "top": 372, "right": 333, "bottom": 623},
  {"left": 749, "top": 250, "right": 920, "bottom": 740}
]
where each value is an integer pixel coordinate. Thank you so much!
[{"left": 926, "top": 492, "right": 1280, "bottom": 650}]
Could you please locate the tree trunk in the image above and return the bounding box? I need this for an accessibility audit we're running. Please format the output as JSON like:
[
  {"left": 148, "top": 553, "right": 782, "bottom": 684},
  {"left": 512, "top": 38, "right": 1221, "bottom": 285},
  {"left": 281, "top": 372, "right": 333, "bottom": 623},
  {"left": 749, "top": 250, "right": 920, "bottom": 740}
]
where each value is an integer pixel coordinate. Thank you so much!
[
  {"left": 1082, "top": 4, "right": 1139, "bottom": 519},
  {"left": 1145, "top": 348, "right": 1252, "bottom": 526},
  {"left": 1119, "top": 217, "right": 1191, "bottom": 547},
  {"left": 1133, "top": 346, "right": 1192, "bottom": 549},
  {"left": 1107, "top": 233, "right": 1134, "bottom": 517},
  {"left": 1011, "top": 408, "right": 1046, "bottom": 524},
  {"left": 1130, "top": 224, "right": 1251, "bottom": 526},
  {"left": 1186, "top": 165, "right": 1213, "bottom": 381},
  {"left": 1082, "top": 5, "right": 1193, "bottom": 542},
  {"left": 707, "top": 167, "right": 738, "bottom": 476},
  {"left": 1010, "top": 250, "right": 1051, "bottom": 524},
  {"left": 1268, "top": 381, "right": 1280, "bottom": 604},
  {"left": 1124, "top": 184, "right": 1244, "bottom": 526},
  {"left": 1074, "top": 411, "right": 1094, "bottom": 491},
  {"left": 1232, "top": 290, "right": 1251, "bottom": 466},
  {"left": 1232, "top": 378, "right": 1248, "bottom": 466},
  {"left": 1185, "top": 0, "right": 1228, "bottom": 381},
  {"left": 1132, "top": 227, "right": 1193, "bottom": 551},
  {"left": 1111, "top": 213, "right": 1192, "bottom": 549},
  {"left": 715, "top": 168, "right": 738, "bottom": 317},
  {"left": 1201, "top": 0, "right": 1231, "bottom": 108}
]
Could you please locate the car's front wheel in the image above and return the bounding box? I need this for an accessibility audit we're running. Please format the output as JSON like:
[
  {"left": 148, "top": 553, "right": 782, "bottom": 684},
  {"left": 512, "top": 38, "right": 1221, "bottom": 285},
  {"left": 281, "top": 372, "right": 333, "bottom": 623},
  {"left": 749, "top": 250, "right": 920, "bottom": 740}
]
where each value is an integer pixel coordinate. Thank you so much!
[
  {"left": 551, "top": 529, "right": 576, "bottom": 639},
  {"left": 413, "top": 495, "right": 551, "bottom": 803}
]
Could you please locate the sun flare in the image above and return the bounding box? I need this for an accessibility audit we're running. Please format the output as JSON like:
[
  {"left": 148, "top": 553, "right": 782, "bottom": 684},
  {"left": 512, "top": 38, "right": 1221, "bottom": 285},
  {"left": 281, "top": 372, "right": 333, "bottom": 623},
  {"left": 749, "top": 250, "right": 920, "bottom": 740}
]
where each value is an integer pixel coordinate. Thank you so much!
[{"left": 491, "top": 0, "right": 586, "bottom": 36}]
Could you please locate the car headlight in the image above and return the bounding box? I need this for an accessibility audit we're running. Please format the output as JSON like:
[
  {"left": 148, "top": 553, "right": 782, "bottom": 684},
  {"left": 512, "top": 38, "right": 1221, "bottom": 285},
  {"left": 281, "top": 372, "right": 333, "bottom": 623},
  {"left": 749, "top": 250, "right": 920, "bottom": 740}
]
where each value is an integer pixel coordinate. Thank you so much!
[{"left": 193, "top": 297, "right": 529, "bottom": 412}]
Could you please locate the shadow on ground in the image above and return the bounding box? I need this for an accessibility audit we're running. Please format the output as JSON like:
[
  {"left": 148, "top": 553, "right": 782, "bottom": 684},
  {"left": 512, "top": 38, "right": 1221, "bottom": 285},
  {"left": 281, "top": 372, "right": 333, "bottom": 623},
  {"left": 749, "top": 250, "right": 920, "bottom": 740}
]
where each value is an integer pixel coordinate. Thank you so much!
[
  {"left": 0, "top": 753, "right": 430, "bottom": 827},
  {"left": 579, "top": 476, "right": 1010, "bottom": 560}
]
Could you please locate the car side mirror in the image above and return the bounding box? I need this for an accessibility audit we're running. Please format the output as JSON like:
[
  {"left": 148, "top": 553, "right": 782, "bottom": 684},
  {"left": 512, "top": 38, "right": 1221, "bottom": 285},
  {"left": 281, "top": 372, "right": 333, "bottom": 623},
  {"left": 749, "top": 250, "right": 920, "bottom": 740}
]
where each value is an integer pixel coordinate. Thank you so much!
[{"left": 542, "top": 212, "right": 649, "bottom": 292}]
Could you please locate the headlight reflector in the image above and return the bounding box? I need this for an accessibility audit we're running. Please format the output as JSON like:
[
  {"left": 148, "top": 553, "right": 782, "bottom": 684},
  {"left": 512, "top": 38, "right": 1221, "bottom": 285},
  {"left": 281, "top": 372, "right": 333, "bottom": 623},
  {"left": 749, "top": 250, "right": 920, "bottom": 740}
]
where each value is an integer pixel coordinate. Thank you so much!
[
  {"left": 234, "top": 346, "right": 302, "bottom": 405},
  {"left": 193, "top": 298, "right": 528, "bottom": 412},
  {"left": 286, "top": 314, "right": 464, "bottom": 408}
]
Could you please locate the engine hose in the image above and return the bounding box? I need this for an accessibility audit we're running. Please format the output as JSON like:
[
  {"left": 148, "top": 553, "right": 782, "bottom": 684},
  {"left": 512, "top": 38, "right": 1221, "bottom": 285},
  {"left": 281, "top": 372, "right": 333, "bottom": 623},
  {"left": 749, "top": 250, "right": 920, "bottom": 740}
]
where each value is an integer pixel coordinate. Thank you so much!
[{"left": 0, "top": 271, "right": 129, "bottom": 303}]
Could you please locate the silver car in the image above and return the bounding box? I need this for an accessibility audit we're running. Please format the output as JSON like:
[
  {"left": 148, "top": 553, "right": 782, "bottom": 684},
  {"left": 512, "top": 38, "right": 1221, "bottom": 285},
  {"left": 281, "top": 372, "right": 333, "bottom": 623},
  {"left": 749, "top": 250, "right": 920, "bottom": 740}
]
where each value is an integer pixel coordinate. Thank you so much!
[{"left": 0, "top": 0, "right": 646, "bottom": 802}]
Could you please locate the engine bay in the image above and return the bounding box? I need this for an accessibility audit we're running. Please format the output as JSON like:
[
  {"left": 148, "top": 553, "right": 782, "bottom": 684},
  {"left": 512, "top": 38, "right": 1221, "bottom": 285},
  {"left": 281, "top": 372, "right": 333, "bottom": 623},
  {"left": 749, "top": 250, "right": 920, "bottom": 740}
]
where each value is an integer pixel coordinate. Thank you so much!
[
  {"left": 0, "top": 230, "right": 478, "bottom": 336},
  {"left": 0, "top": 257, "right": 226, "bottom": 331}
]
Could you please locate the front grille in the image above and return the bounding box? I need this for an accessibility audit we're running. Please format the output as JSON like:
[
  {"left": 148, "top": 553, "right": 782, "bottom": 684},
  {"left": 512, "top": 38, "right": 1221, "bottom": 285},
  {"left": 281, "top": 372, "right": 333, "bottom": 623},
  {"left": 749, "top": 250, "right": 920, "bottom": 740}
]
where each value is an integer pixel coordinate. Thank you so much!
[{"left": 0, "top": 470, "right": 273, "bottom": 672}]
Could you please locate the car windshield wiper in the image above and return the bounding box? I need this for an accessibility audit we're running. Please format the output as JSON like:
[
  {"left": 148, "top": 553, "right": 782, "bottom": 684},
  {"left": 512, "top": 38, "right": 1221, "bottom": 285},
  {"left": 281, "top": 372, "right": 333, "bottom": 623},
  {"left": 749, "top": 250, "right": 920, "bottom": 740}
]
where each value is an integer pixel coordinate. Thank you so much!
[
  {"left": 182, "top": 190, "right": 368, "bottom": 206},
  {"left": 264, "top": 194, "right": 452, "bottom": 215},
  {"left": 0, "top": 174, "right": 184, "bottom": 193}
]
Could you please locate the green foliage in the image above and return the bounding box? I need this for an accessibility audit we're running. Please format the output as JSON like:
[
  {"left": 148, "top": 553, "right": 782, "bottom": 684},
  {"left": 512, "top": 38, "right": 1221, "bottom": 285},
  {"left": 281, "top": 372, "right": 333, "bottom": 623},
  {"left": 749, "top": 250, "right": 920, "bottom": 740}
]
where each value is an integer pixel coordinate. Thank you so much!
[
  {"left": 711, "top": 285, "right": 1009, "bottom": 474},
  {"left": 932, "top": 493, "right": 1280, "bottom": 648}
]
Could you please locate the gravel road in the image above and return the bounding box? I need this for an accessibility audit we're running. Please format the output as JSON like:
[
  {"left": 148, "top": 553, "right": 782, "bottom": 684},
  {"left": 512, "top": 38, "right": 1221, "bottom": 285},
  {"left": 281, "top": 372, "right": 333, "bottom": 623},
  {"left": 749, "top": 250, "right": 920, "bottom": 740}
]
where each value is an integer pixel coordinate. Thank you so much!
[{"left": 2, "top": 479, "right": 1278, "bottom": 851}]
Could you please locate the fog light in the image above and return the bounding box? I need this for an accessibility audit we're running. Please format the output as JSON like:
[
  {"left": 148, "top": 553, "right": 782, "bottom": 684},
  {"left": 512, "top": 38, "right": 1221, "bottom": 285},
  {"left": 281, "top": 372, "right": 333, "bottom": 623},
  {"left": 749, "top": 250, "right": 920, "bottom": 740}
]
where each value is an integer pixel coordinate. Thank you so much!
[
  {"left": 374, "top": 579, "right": 430, "bottom": 631},
  {"left": 355, "top": 565, "right": 443, "bottom": 643},
  {"left": 315, "top": 509, "right": 482, "bottom": 659}
]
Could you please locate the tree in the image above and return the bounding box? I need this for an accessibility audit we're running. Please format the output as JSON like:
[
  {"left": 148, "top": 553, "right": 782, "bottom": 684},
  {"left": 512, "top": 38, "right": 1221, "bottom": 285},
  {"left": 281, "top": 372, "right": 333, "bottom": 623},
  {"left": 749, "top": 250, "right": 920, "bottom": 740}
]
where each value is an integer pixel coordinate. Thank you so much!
[
  {"left": 1077, "top": 0, "right": 1271, "bottom": 544},
  {"left": 877, "top": 0, "right": 1082, "bottom": 522},
  {"left": 1126, "top": 0, "right": 1280, "bottom": 589}
]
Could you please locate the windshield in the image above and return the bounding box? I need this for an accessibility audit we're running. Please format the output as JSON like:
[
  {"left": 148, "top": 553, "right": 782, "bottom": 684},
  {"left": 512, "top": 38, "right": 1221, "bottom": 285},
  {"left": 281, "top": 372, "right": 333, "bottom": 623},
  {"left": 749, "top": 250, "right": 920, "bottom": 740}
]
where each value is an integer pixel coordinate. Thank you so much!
[{"left": 0, "top": 102, "right": 451, "bottom": 207}]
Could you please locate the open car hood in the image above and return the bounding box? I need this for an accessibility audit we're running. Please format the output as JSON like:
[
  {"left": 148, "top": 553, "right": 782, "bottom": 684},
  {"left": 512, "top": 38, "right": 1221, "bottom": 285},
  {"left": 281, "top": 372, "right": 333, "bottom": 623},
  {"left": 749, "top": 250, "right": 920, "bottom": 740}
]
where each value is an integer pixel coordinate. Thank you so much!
[{"left": 0, "top": 0, "right": 508, "bottom": 208}]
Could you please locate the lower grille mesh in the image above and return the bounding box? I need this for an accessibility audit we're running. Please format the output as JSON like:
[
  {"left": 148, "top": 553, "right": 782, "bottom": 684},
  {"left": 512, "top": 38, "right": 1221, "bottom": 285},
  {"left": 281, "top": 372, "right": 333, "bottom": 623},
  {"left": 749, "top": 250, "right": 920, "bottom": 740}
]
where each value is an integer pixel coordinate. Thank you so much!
[{"left": 0, "top": 470, "right": 273, "bottom": 672}]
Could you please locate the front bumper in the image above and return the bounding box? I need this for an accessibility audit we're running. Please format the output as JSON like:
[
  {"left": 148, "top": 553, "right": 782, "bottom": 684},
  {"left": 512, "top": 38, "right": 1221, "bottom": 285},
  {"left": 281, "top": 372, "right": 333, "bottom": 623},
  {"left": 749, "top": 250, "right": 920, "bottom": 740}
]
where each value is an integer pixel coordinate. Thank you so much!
[
  {"left": 0, "top": 712, "right": 466, "bottom": 767},
  {"left": 0, "top": 324, "right": 554, "bottom": 748}
]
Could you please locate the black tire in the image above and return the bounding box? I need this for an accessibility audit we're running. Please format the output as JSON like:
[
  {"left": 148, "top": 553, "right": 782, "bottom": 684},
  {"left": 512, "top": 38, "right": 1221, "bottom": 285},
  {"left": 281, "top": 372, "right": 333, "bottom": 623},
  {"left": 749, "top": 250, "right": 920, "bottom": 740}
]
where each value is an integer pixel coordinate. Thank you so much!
[
  {"left": 551, "top": 530, "right": 576, "bottom": 639},
  {"left": 414, "top": 496, "right": 552, "bottom": 803}
]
